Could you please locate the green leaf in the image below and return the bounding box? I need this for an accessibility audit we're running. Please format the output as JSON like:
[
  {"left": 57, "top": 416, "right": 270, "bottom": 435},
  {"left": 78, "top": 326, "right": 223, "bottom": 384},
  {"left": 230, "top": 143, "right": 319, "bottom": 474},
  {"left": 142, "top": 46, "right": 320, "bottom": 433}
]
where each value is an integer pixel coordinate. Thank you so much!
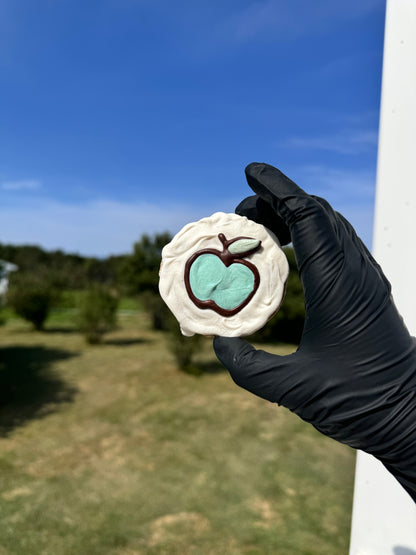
[{"left": 228, "top": 238, "right": 260, "bottom": 255}]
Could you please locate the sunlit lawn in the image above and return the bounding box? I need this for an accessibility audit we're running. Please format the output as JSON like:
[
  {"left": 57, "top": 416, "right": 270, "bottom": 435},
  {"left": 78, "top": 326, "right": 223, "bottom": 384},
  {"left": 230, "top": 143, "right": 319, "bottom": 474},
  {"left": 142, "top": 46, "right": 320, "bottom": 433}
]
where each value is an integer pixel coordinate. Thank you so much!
[{"left": 0, "top": 309, "right": 355, "bottom": 554}]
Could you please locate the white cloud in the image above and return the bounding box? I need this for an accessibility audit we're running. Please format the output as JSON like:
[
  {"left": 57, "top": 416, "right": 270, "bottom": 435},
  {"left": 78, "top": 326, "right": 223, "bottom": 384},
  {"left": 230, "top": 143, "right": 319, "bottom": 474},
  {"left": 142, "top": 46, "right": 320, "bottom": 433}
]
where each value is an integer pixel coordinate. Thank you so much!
[
  {"left": 281, "top": 129, "right": 378, "bottom": 155},
  {"left": 1, "top": 179, "right": 42, "bottom": 191},
  {"left": 0, "top": 197, "right": 231, "bottom": 257},
  {"left": 299, "top": 165, "right": 376, "bottom": 198},
  {"left": 0, "top": 165, "right": 377, "bottom": 255}
]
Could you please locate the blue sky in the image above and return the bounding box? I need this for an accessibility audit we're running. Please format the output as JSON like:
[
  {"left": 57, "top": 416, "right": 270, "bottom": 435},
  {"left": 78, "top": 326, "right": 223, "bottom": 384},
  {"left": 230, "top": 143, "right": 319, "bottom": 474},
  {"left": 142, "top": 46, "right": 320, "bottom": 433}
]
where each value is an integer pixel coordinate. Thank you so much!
[{"left": 1, "top": 0, "right": 386, "bottom": 257}]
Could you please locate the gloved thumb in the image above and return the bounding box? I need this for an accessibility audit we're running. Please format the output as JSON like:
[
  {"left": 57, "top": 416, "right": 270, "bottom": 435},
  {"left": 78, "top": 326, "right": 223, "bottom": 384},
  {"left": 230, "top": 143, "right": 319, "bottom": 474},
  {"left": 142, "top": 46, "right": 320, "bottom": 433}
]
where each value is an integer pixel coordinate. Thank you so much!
[{"left": 213, "top": 336, "right": 296, "bottom": 404}]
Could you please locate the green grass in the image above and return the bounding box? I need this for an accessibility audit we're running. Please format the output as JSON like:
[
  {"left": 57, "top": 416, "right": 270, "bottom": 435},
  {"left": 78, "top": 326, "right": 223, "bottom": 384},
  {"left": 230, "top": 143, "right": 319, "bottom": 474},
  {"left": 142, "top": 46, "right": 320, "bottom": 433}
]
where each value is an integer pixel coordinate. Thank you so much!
[
  {"left": 0, "top": 310, "right": 355, "bottom": 554},
  {"left": 56, "top": 291, "right": 143, "bottom": 312}
]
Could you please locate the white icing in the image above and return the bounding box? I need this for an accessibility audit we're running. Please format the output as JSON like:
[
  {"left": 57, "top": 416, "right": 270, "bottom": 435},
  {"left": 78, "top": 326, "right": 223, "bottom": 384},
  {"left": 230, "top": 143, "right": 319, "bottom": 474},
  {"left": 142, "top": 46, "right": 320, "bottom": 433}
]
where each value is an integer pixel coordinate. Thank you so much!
[{"left": 158, "top": 212, "right": 289, "bottom": 337}]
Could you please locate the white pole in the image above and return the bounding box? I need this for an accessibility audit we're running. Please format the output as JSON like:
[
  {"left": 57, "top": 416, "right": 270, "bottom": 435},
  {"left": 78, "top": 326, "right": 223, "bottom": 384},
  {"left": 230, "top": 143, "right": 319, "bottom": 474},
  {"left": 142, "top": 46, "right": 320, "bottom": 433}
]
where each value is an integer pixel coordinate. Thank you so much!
[{"left": 349, "top": 0, "right": 416, "bottom": 553}]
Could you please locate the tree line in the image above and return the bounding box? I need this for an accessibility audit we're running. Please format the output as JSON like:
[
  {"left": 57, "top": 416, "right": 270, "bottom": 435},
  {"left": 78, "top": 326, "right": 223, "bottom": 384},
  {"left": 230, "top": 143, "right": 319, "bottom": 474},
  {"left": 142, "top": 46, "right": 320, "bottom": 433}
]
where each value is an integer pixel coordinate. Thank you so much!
[
  {"left": 0, "top": 233, "right": 171, "bottom": 294},
  {"left": 1, "top": 233, "right": 305, "bottom": 363}
]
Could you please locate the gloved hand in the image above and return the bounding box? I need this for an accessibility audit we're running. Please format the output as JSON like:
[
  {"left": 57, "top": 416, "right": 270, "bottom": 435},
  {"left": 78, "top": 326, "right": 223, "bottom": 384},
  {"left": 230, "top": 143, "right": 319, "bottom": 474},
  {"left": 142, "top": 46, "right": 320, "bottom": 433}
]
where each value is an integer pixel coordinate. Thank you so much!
[{"left": 214, "top": 162, "right": 416, "bottom": 502}]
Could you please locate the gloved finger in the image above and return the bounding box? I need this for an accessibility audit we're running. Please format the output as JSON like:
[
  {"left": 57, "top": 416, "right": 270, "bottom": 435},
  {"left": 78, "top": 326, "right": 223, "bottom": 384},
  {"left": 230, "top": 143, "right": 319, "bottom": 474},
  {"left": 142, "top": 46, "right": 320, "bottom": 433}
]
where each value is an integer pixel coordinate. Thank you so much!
[
  {"left": 245, "top": 163, "right": 341, "bottom": 248},
  {"left": 245, "top": 162, "right": 312, "bottom": 219},
  {"left": 335, "top": 210, "right": 391, "bottom": 292},
  {"left": 308, "top": 196, "right": 391, "bottom": 296},
  {"left": 235, "top": 194, "right": 292, "bottom": 246},
  {"left": 245, "top": 163, "right": 345, "bottom": 313},
  {"left": 213, "top": 336, "right": 298, "bottom": 405}
]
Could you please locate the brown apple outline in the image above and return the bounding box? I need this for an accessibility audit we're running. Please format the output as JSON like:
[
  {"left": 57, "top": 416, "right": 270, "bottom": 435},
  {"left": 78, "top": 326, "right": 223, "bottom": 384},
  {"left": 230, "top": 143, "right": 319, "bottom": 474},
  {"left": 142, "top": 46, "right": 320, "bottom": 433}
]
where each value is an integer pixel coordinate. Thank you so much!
[{"left": 184, "top": 233, "right": 261, "bottom": 317}]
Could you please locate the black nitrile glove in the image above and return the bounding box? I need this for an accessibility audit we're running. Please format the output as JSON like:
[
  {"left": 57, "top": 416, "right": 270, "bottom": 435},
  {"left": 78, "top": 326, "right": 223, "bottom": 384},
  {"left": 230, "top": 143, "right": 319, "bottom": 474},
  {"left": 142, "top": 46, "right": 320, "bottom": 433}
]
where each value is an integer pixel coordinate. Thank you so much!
[{"left": 214, "top": 162, "right": 416, "bottom": 502}]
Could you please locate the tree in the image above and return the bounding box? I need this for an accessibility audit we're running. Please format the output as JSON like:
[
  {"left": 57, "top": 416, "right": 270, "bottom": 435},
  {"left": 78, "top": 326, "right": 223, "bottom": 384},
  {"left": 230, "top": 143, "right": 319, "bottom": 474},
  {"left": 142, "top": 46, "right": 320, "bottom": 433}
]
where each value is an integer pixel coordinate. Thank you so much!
[{"left": 121, "top": 232, "right": 172, "bottom": 295}]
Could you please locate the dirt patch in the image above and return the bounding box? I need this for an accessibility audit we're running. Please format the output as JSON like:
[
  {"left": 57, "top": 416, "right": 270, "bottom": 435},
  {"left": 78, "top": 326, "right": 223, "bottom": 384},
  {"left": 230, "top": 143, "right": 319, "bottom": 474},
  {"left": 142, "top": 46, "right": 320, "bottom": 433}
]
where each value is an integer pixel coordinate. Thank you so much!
[
  {"left": 249, "top": 496, "right": 282, "bottom": 529},
  {"left": 2, "top": 486, "right": 33, "bottom": 501},
  {"left": 148, "top": 512, "right": 210, "bottom": 547}
]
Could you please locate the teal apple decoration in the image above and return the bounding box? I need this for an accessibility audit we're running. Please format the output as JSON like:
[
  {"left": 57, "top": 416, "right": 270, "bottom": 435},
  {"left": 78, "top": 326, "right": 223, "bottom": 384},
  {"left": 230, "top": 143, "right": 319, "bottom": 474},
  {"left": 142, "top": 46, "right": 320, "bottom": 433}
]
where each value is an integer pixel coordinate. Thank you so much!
[
  {"left": 189, "top": 254, "right": 255, "bottom": 309},
  {"left": 184, "top": 233, "right": 261, "bottom": 316}
]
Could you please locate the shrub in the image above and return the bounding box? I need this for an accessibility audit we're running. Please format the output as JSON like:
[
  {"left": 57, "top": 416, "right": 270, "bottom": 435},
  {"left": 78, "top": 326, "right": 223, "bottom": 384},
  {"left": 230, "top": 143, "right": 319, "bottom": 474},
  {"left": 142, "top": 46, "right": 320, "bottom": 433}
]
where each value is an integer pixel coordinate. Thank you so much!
[
  {"left": 164, "top": 309, "right": 203, "bottom": 375},
  {"left": 167, "top": 322, "right": 203, "bottom": 375},
  {"left": 78, "top": 286, "right": 118, "bottom": 344},
  {"left": 141, "top": 290, "right": 202, "bottom": 374},
  {"left": 140, "top": 290, "right": 171, "bottom": 331},
  {"left": 7, "top": 277, "right": 54, "bottom": 330}
]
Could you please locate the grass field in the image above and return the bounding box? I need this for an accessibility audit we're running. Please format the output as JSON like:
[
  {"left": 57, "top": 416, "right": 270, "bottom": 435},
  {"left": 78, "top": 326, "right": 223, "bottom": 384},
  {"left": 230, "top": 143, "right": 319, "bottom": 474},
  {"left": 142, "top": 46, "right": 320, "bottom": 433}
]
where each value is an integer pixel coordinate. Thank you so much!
[{"left": 0, "top": 309, "right": 355, "bottom": 554}]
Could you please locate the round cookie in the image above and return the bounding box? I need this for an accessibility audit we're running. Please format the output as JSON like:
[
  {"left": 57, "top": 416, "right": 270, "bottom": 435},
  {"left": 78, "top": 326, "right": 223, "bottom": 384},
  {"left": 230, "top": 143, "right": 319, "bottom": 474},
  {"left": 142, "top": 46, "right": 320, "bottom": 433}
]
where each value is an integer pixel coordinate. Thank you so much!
[{"left": 159, "top": 212, "right": 289, "bottom": 337}]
